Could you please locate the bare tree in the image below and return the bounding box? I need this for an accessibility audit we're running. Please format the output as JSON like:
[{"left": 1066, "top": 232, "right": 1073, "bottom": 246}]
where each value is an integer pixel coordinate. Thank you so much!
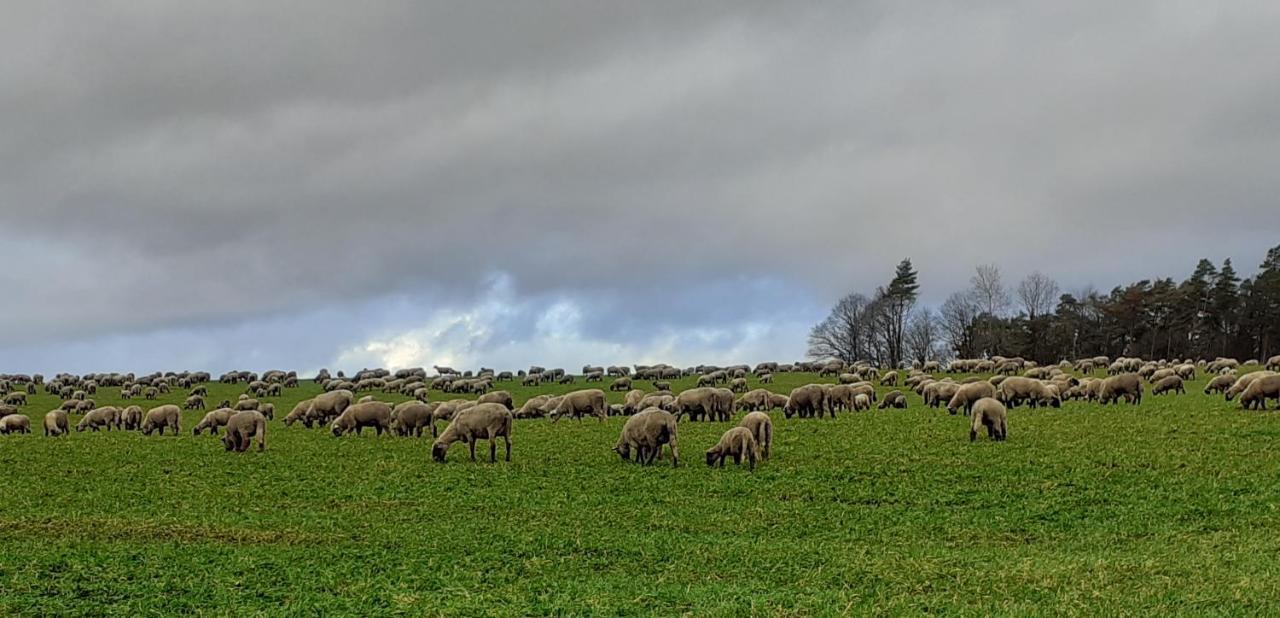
[
  {"left": 807, "top": 293, "right": 874, "bottom": 363},
  {"left": 1017, "top": 271, "right": 1060, "bottom": 319},
  {"left": 904, "top": 307, "right": 941, "bottom": 363},
  {"left": 970, "top": 263, "right": 1009, "bottom": 317},
  {"left": 940, "top": 291, "right": 979, "bottom": 357}
]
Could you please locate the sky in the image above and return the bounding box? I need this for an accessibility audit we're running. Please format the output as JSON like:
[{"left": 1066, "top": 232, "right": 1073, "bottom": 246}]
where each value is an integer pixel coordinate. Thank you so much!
[{"left": 2, "top": 1, "right": 1279, "bottom": 376}]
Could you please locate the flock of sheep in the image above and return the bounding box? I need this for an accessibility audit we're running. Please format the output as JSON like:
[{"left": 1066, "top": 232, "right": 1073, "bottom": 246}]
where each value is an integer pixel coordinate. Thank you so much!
[{"left": 2, "top": 353, "right": 1279, "bottom": 466}]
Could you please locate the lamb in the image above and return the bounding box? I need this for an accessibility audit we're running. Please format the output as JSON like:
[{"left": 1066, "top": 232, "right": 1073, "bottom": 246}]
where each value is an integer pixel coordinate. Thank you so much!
[
  {"left": 970, "top": 398, "right": 1007, "bottom": 442},
  {"left": 431, "top": 402, "right": 513, "bottom": 463},
  {"left": 1240, "top": 375, "right": 1280, "bottom": 410},
  {"left": 613, "top": 408, "right": 680, "bottom": 466},
  {"left": 738, "top": 411, "right": 773, "bottom": 460},
  {"left": 1151, "top": 375, "right": 1185, "bottom": 396},
  {"left": 877, "top": 390, "right": 907, "bottom": 409},
  {"left": 193, "top": 408, "right": 237, "bottom": 435},
  {"left": 1204, "top": 374, "right": 1237, "bottom": 395},
  {"left": 0, "top": 414, "right": 31, "bottom": 434},
  {"left": 141, "top": 405, "right": 181, "bottom": 435},
  {"left": 44, "top": 410, "right": 69, "bottom": 436},
  {"left": 705, "top": 427, "right": 761, "bottom": 470},
  {"left": 331, "top": 401, "right": 393, "bottom": 436},
  {"left": 223, "top": 410, "right": 267, "bottom": 452}
]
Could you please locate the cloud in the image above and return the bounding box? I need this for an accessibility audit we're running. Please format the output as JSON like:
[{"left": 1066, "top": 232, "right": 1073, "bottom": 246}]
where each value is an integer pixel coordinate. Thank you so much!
[{"left": 1, "top": 1, "right": 1278, "bottom": 371}]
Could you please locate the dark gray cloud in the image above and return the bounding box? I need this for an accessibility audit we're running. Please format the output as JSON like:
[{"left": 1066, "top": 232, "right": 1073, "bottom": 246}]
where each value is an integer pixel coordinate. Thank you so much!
[{"left": 2, "top": 1, "right": 1278, "bottom": 373}]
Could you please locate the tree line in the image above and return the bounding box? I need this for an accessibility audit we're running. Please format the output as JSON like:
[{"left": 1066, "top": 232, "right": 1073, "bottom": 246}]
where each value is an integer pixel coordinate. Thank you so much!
[{"left": 808, "top": 244, "right": 1280, "bottom": 366}]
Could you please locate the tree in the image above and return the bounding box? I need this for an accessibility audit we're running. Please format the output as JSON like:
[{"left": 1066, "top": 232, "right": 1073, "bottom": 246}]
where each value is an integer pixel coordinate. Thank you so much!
[
  {"left": 940, "top": 291, "right": 979, "bottom": 358},
  {"left": 807, "top": 293, "right": 874, "bottom": 363},
  {"left": 1016, "top": 271, "right": 1059, "bottom": 320},
  {"left": 904, "top": 307, "right": 941, "bottom": 364},
  {"left": 970, "top": 264, "right": 1009, "bottom": 317},
  {"left": 1209, "top": 258, "right": 1240, "bottom": 356},
  {"left": 879, "top": 258, "right": 920, "bottom": 368}
]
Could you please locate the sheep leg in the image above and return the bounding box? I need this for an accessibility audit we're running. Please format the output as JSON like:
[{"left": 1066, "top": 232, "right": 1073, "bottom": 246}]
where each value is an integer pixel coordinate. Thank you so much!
[{"left": 504, "top": 436, "right": 511, "bottom": 462}]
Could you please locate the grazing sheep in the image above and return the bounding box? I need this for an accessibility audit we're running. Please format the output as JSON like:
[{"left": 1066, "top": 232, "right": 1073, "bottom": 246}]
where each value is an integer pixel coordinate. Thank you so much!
[
  {"left": 705, "top": 427, "right": 761, "bottom": 470},
  {"left": 143, "top": 387, "right": 158, "bottom": 400},
  {"left": 1204, "top": 374, "right": 1237, "bottom": 395},
  {"left": 119, "top": 405, "right": 143, "bottom": 430},
  {"left": 183, "top": 395, "right": 206, "bottom": 410},
  {"left": 514, "top": 395, "right": 551, "bottom": 419},
  {"left": 477, "top": 390, "right": 514, "bottom": 410},
  {"left": 730, "top": 378, "right": 748, "bottom": 393},
  {"left": 636, "top": 394, "right": 676, "bottom": 413},
  {"left": 391, "top": 401, "right": 435, "bottom": 437},
  {"left": 549, "top": 389, "right": 608, "bottom": 423},
  {"left": 767, "top": 393, "right": 789, "bottom": 411},
  {"left": 193, "top": 408, "right": 237, "bottom": 435},
  {"left": 880, "top": 371, "right": 899, "bottom": 386},
  {"left": 877, "top": 390, "right": 907, "bottom": 409},
  {"left": 331, "top": 401, "right": 393, "bottom": 436},
  {"left": 784, "top": 384, "right": 827, "bottom": 419},
  {"left": 970, "top": 398, "right": 1007, "bottom": 442},
  {"left": 235, "top": 397, "right": 261, "bottom": 411},
  {"left": 853, "top": 393, "right": 871, "bottom": 411},
  {"left": 223, "top": 410, "right": 267, "bottom": 452},
  {"left": 77, "top": 407, "right": 121, "bottom": 432},
  {"left": 738, "top": 411, "right": 773, "bottom": 459},
  {"left": 622, "top": 389, "right": 648, "bottom": 415},
  {"left": 0, "top": 414, "right": 31, "bottom": 434},
  {"left": 610, "top": 377, "right": 633, "bottom": 392},
  {"left": 997, "top": 377, "right": 1061, "bottom": 409},
  {"left": 614, "top": 408, "right": 680, "bottom": 466},
  {"left": 1225, "top": 371, "right": 1277, "bottom": 401},
  {"left": 141, "top": 405, "right": 181, "bottom": 436},
  {"left": 3, "top": 392, "right": 26, "bottom": 406},
  {"left": 431, "top": 402, "right": 513, "bottom": 463},
  {"left": 1151, "top": 375, "right": 1185, "bottom": 396},
  {"left": 653, "top": 381, "right": 672, "bottom": 392},
  {"left": 1267, "top": 355, "right": 1280, "bottom": 371},
  {"left": 1099, "top": 374, "right": 1144, "bottom": 405},
  {"left": 1240, "top": 375, "right": 1280, "bottom": 410},
  {"left": 44, "top": 410, "right": 69, "bottom": 436},
  {"left": 284, "top": 399, "right": 314, "bottom": 427},
  {"left": 735, "top": 389, "right": 773, "bottom": 412},
  {"left": 307, "top": 389, "right": 354, "bottom": 426}
]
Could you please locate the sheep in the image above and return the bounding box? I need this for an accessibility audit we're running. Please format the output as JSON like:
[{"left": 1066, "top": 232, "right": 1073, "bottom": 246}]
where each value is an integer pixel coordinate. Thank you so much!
[
  {"left": 514, "top": 395, "right": 551, "bottom": 419},
  {"left": 77, "top": 407, "right": 120, "bottom": 432},
  {"left": 613, "top": 408, "right": 680, "bottom": 466},
  {"left": 730, "top": 378, "right": 749, "bottom": 393},
  {"left": 1099, "top": 374, "right": 1144, "bottom": 405},
  {"left": 970, "top": 398, "right": 1007, "bottom": 442},
  {"left": 235, "top": 397, "right": 261, "bottom": 411},
  {"left": 636, "top": 393, "right": 676, "bottom": 413},
  {"left": 183, "top": 395, "right": 206, "bottom": 410},
  {"left": 705, "top": 427, "right": 761, "bottom": 470},
  {"left": 477, "top": 390, "right": 514, "bottom": 410},
  {"left": 997, "top": 377, "right": 1061, "bottom": 409},
  {"left": 284, "top": 399, "right": 314, "bottom": 427},
  {"left": 784, "top": 384, "right": 827, "bottom": 419},
  {"left": 1268, "top": 355, "right": 1280, "bottom": 371},
  {"left": 44, "top": 410, "right": 69, "bottom": 437},
  {"left": 331, "top": 401, "right": 393, "bottom": 436},
  {"left": 118, "top": 405, "right": 142, "bottom": 430},
  {"left": 549, "top": 389, "right": 608, "bottom": 423},
  {"left": 3, "top": 392, "right": 26, "bottom": 406},
  {"left": 0, "top": 414, "right": 31, "bottom": 434},
  {"left": 877, "top": 390, "right": 907, "bottom": 409},
  {"left": 1204, "top": 374, "right": 1237, "bottom": 395},
  {"left": 1240, "top": 375, "right": 1280, "bottom": 410},
  {"left": 223, "top": 410, "right": 267, "bottom": 452},
  {"left": 431, "top": 402, "right": 513, "bottom": 463},
  {"left": 1151, "top": 375, "right": 1185, "bottom": 396},
  {"left": 622, "top": 389, "right": 648, "bottom": 415},
  {"left": 1225, "top": 371, "right": 1277, "bottom": 401},
  {"left": 141, "top": 405, "right": 181, "bottom": 435},
  {"left": 307, "top": 389, "right": 354, "bottom": 426},
  {"left": 193, "top": 408, "right": 238, "bottom": 435},
  {"left": 391, "top": 401, "right": 435, "bottom": 437},
  {"left": 735, "top": 389, "right": 773, "bottom": 412},
  {"left": 880, "top": 371, "right": 899, "bottom": 386},
  {"left": 853, "top": 393, "right": 871, "bottom": 411},
  {"left": 610, "top": 377, "right": 633, "bottom": 392},
  {"left": 653, "top": 381, "right": 672, "bottom": 392},
  {"left": 738, "top": 411, "right": 773, "bottom": 460}
]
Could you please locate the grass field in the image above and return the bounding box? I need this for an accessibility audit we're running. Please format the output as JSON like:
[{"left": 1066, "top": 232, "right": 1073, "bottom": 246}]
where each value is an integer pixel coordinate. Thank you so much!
[{"left": 2, "top": 371, "right": 1280, "bottom": 615}]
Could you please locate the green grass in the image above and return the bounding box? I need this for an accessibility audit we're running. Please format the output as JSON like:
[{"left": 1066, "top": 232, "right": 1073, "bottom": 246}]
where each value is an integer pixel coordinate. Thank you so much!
[{"left": 2, "top": 371, "right": 1280, "bottom": 615}]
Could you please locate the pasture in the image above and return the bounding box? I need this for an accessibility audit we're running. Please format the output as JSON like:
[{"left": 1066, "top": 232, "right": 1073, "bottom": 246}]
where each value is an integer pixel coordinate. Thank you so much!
[{"left": 2, "top": 371, "right": 1280, "bottom": 615}]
